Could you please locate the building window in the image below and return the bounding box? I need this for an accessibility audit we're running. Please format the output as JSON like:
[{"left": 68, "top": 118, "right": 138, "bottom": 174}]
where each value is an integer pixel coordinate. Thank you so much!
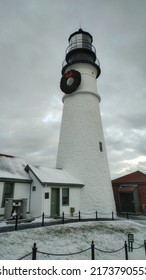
[
  {"left": 32, "top": 186, "right": 36, "bottom": 191},
  {"left": 45, "top": 192, "right": 49, "bottom": 199},
  {"left": 62, "top": 188, "right": 69, "bottom": 206},
  {"left": 1, "top": 182, "right": 14, "bottom": 207},
  {"left": 99, "top": 141, "right": 103, "bottom": 152}
]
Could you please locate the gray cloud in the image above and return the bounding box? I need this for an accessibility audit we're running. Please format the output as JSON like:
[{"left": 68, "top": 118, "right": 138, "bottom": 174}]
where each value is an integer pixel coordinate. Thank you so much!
[{"left": 0, "top": 0, "right": 146, "bottom": 179}]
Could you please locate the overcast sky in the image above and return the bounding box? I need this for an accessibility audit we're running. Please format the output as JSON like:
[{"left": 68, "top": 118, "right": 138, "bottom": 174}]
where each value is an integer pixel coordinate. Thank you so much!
[{"left": 0, "top": 0, "right": 146, "bottom": 179}]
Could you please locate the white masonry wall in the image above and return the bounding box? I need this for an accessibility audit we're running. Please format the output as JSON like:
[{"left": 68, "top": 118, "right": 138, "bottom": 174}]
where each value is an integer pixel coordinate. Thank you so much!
[
  {"left": 29, "top": 170, "right": 44, "bottom": 217},
  {"left": 60, "top": 187, "right": 81, "bottom": 216},
  {"left": 56, "top": 63, "right": 116, "bottom": 216},
  {"left": 14, "top": 182, "right": 30, "bottom": 213}
]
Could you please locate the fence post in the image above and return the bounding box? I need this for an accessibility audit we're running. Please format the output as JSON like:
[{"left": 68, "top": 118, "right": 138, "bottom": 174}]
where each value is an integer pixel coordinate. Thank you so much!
[
  {"left": 79, "top": 211, "right": 81, "bottom": 221},
  {"left": 32, "top": 243, "right": 37, "bottom": 260},
  {"left": 124, "top": 241, "right": 128, "bottom": 260},
  {"left": 144, "top": 240, "right": 146, "bottom": 256},
  {"left": 91, "top": 241, "right": 95, "bottom": 260},
  {"left": 112, "top": 211, "right": 114, "bottom": 220},
  {"left": 62, "top": 212, "right": 64, "bottom": 224},
  {"left": 15, "top": 214, "right": 18, "bottom": 231},
  {"left": 42, "top": 212, "right": 44, "bottom": 227},
  {"left": 96, "top": 211, "right": 98, "bottom": 221}
]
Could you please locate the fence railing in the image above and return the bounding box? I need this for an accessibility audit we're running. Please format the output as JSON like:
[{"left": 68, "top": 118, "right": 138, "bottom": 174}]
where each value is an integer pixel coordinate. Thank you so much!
[
  {"left": 1, "top": 210, "right": 146, "bottom": 232},
  {"left": 17, "top": 240, "right": 146, "bottom": 260}
]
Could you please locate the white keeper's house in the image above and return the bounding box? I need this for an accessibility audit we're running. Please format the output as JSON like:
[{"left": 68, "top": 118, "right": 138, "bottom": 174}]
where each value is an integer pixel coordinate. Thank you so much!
[
  {"left": 0, "top": 29, "right": 115, "bottom": 219},
  {"left": 0, "top": 154, "right": 83, "bottom": 218}
]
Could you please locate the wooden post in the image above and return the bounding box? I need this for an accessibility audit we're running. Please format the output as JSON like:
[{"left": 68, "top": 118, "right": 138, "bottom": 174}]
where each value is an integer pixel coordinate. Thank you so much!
[
  {"left": 32, "top": 243, "right": 37, "bottom": 260},
  {"left": 91, "top": 241, "right": 95, "bottom": 260},
  {"left": 124, "top": 241, "right": 128, "bottom": 260},
  {"left": 112, "top": 211, "right": 114, "bottom": 220}
]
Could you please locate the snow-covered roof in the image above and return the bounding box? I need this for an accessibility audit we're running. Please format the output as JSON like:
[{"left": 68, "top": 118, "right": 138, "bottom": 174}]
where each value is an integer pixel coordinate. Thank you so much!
[
  {"left": 0, "top": 154, "right": 84, "bottom": 186},
  {"left": 25, "top": 164, "right": 84, "bottom": 186},
  {"left": 0, "top": 154, "right": 31, "bottom": 182}
]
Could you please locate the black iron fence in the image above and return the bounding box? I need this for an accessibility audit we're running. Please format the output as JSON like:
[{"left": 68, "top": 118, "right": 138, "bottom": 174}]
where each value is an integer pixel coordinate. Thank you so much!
[
  {"left": 1, "top": 210, "right": 146, "bottom": 260},
  {"left": 0, "top": 210, "right": 116, "bottom": 232},
  {"left": 17, "top": 240, "right": 146, "bottom": 261},
  {"left": 1, "top": 210, "right": 146, "bottom": 232},
  {"left": 117, "top": 212, "right": 146, "bottom": 220}
]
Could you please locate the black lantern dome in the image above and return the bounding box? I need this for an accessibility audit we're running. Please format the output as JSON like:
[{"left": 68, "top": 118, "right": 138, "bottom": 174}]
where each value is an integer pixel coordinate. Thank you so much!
[{"left": 62, "top": 29, "right": 101, "bottom": 78}]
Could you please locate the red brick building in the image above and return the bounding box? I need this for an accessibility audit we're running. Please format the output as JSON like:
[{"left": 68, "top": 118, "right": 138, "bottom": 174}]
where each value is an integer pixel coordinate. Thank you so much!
[{"left": 112, "top": 171, "right": 146, "bottom": 214}]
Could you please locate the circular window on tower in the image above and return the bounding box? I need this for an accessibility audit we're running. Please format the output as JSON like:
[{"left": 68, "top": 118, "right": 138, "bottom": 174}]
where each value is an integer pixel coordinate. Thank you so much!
[{"left": 60, "top": 70, "right": 81, "bottom": 94}]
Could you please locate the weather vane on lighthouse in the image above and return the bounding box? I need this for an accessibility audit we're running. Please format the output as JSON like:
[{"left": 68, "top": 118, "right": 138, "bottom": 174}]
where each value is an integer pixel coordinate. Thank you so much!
[{"left": 56, "top": 28, "right": 115, "bottom": 215}]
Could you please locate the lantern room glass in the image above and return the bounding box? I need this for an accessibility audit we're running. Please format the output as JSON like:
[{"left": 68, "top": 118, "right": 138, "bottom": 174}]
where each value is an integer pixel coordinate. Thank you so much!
[{"left": 69, "top": 33, "right": 92, "bottom": 52}]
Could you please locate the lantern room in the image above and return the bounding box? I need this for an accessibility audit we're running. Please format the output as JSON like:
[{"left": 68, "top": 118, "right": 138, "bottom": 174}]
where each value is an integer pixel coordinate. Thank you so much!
[{"left": 62, "top": 28, "right": 101, "bottom": 78}]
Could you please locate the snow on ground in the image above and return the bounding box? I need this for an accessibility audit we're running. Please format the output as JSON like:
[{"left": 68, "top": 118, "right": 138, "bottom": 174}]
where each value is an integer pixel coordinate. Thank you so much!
[{"left": 0, "top": 219, "right": 146, "bottom": 260}]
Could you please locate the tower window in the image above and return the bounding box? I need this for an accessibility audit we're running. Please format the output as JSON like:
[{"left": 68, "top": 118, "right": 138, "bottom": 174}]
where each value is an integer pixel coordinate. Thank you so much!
[
  {"left": 99, "top": 142, "right": 103, "bottom": 152},
  {"left": 32, "top": 186, "right": 36, "bottom": 191},
  {"left": 62, "top": 188, "right": 69, "bottom": 206}
]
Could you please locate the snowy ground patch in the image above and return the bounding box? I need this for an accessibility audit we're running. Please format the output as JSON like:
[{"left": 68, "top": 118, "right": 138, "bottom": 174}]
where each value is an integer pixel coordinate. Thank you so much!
[{"left": 0, "top": 220, "right": 146, "bottom": 260}]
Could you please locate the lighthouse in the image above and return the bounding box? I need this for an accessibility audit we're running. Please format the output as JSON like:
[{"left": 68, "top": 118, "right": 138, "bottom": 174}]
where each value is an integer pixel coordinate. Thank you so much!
[{"left": 56, "top": 29, "right": 115, "bottom": 215}]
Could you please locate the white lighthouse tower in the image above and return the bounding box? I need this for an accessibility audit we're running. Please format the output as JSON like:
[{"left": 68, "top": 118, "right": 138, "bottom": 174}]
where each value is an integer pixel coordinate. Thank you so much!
[{"left": 56, "top": 29, "right": 115, "bottom": 215}]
